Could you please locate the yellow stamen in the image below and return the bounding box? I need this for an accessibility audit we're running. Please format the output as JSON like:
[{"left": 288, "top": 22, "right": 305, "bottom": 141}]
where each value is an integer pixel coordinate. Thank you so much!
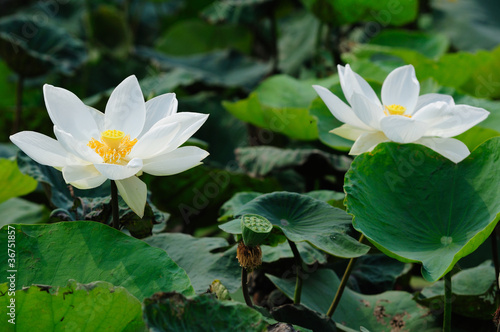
[
  {"left": 88, "top": 129, "right": 137, "bottom": 164},
  {"left": 384, "top": 104, "right": 410, "bottom": 117}
]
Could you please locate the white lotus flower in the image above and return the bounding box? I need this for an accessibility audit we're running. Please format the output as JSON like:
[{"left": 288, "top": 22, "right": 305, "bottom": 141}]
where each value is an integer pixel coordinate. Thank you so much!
[
  {"left": 10, "top": 75, "right": 209, "bottom": 217},
  {"left": 313, "top": 64, "right": 489, "bottom": 163}
]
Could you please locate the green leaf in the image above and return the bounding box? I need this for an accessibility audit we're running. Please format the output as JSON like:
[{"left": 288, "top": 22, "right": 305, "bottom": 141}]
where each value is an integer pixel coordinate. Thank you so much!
[
  {"left": 301, "top": 0, "right": 418, "bottom": 26},
  {"left": 267, "top": 268, "right": 440, "bottom": 331},
  {"left": 0, "top": 280, "right": 144, "bottom": 331},
  {"left": 156, "top": 19, "right": 252, "bottom": 56},
  {"left": 0, "top": 222, "right": 194, "bottom": 300},
  {"left": 278, "top": 11, "right": 320, "bottom": 75},
  {"left": 219, "top": 192, "right": 370, "bottom": 258},
  {"left": 345, "top": 138, "right": 500, "bottom": 281},
  {"left": 417, "top": 261, "right": 496, "bottom": 319},
  {"left": 135, "top": 47, "right": 271, "bottom": 90},
  {"left": 0, "top": 158, "right": 37, "bottom": 204},
  {"left": 219, "top": 192, "right": 262, "bottom": 222},
  {"left": 235, "top": 146, "right": 351, "bottom": 177},
  {"left": 143, "top": 292, "right": 269, "bottom": 332},
  {"left": 144, "top": 233, "right": 241, "bottom": 294},
  {"left": 346, "top": 43, "right": 500, "bottom": 99},
  {"left": 351, "top": 254, "right": 410, "bottom": 294},
  {"left": 0, "top": 15, "right": 87, "bottom": 77},
  {"left": 430, "top": 0, "right": 500, "bottom": 52},
  {"left": 262, "top": 241, "right": 327, "bottom": 265},
  {"left": 368, "top": 29, "right": 449, "bottom": 59},
  {"left": 0, "top": 198, "right": 49, "bottom": 227},
  {"left": 223, "top": 75, "right": 322, "bottom": 140}
]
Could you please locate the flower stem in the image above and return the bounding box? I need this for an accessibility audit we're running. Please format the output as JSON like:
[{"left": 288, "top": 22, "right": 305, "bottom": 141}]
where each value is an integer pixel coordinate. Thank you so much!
[
  {"left": 326, "top": 233, "right": 365, "bottom": 319},
  {"left": 443, "top": 272, "right": 452, "bottom": 332},
  {"left": 241, "top": 268, "right": 253, "bottom": 307},
  {"left": 288, "top": 239, "right": 303, "bottom": 304},
  {"left": 110, "top": 180, "right": 120, "bottom": 230},
  {"left": 13, "top": 74, "right": 24, "bottom": 134}
]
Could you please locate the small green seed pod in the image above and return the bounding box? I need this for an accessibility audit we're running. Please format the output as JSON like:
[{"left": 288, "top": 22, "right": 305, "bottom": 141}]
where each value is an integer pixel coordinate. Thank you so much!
[{"left": 241, "top": 214, "right": 272, "bottom": 247}]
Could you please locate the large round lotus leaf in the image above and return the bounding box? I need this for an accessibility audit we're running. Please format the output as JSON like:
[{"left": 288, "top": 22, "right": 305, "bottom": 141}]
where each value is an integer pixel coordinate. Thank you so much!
[
  {"left": 344, "top": 138, "right": 500, "bottom": 282},
  {"left": 0, "top": 222, "right": 194, "bottom": 300},
  {"left": 0, "top": 280, "right": 144, "bottom": 331},
  {"left": 219, "top": 191, "right": 369, "bottom": 258},
  {"left": 0, "top": 15, "right": 87, "bottom": 77}
]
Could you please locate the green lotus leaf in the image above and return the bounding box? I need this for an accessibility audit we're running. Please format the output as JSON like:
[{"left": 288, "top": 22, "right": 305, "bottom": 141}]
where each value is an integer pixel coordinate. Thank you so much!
[
  {"left": 0, "top": 222, "right": 194, "bottom": 300},
  {"left": 219, "top": 191, "right": 369, "bottom": 258},
  {"left": 0, "top": 280, "right": 144, "bottom": 331},
  {"left": 345, "top": 138, "right": 500, "bottom": 281}
]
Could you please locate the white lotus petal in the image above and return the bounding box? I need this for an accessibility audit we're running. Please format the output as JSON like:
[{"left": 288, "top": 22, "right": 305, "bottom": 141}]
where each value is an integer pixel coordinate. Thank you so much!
[
  {"left": 142, "top": 146, "right": 209, "bottom": 176},
  {"left": 53, "top": 126, "right": 102, "bottom": 164},
  {"left": 87, "top": 106, "right": 105, "bottom": 134},
  {"left": 115, "top": 176, "right": 147, "bottom": 218},
  {"left": 350, "top": 92, "right": 384, "bottom": 129},
  {"left": 140, "top": 93, "right": 178, "bottom": 137},
  {"left": 411, "top": 101, "right": 448, "bottom": 124},
  {"left": 10, "top": 131, "right": 69, "bottom": 167},
  {"left": 313, "top": 85, "right": 372, "bottom": 130},
  {"left": 379, "top": 116, "right": 428, "bottom": 143},
  {"left": 381, "top": 65, "right": 420, "bottom": 113},
  {"left": 339, "top": 65, "right": 382, "bottom": 108},
  {"left": 414, "top": 93, "right": 455, "bottom": 115},
  {"left": 425, "top": 105, "right": 489, "bottom": 138},
  {"left": 416, "top": 137, "right": 470, "bottom": 163},
  {"left": 349, "top": 131, "right": 389, "bottom": 155},
  {"left": 62, "top": 164, "right": 107, "bottom": 189},
  {"left": 129, "top": 123, "right": 181, "bottom": 160},
  {"left": 331, "top": 124, "right": 372, "bottom": 141},
  {"left": 43, "top": 84, "right": 99, "bottom": 141},
  {"left": 94, "top": 158, "right": 143, "bottom": 180},
  {"left": 104, "top": 75, "right": 146, "bottom": 139},
  {"left": 158, "top": 112, "right": 209, "bottom": 151}
]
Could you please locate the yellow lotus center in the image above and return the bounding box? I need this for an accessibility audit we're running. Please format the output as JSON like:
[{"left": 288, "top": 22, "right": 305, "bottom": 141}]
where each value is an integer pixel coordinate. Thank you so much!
[
  {"left": 384, "top": 104, "right": 411, "bottom": 117},
  {"left": 88, "top": 129, "right": 137, "bottom": 164}
]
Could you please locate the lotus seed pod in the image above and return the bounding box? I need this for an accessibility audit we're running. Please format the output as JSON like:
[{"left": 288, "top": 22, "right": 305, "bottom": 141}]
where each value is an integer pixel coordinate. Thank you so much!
[{"left": 241, "top": 214, "right": 272, "bottom": 247}]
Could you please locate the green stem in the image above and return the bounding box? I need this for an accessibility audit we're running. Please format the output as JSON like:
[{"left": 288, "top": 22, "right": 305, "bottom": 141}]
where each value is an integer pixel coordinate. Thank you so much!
[
  {"left": 241, "top": 268, "right": 253, "bottom": 307},
  {"left": 288, "top": 239, "right": 304, "bottom": 304},
  {"left": 13, "top": 74, "right": 24, "bottom": 133},
  {"left": 326, "top": 234, "right": 365, "bottom": 319},
  {"left": 110, "top": 180, "right": 119, "bottom": 230},
  {"left": 443, "top": 272, "right": 452, "bottom": 332}
]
